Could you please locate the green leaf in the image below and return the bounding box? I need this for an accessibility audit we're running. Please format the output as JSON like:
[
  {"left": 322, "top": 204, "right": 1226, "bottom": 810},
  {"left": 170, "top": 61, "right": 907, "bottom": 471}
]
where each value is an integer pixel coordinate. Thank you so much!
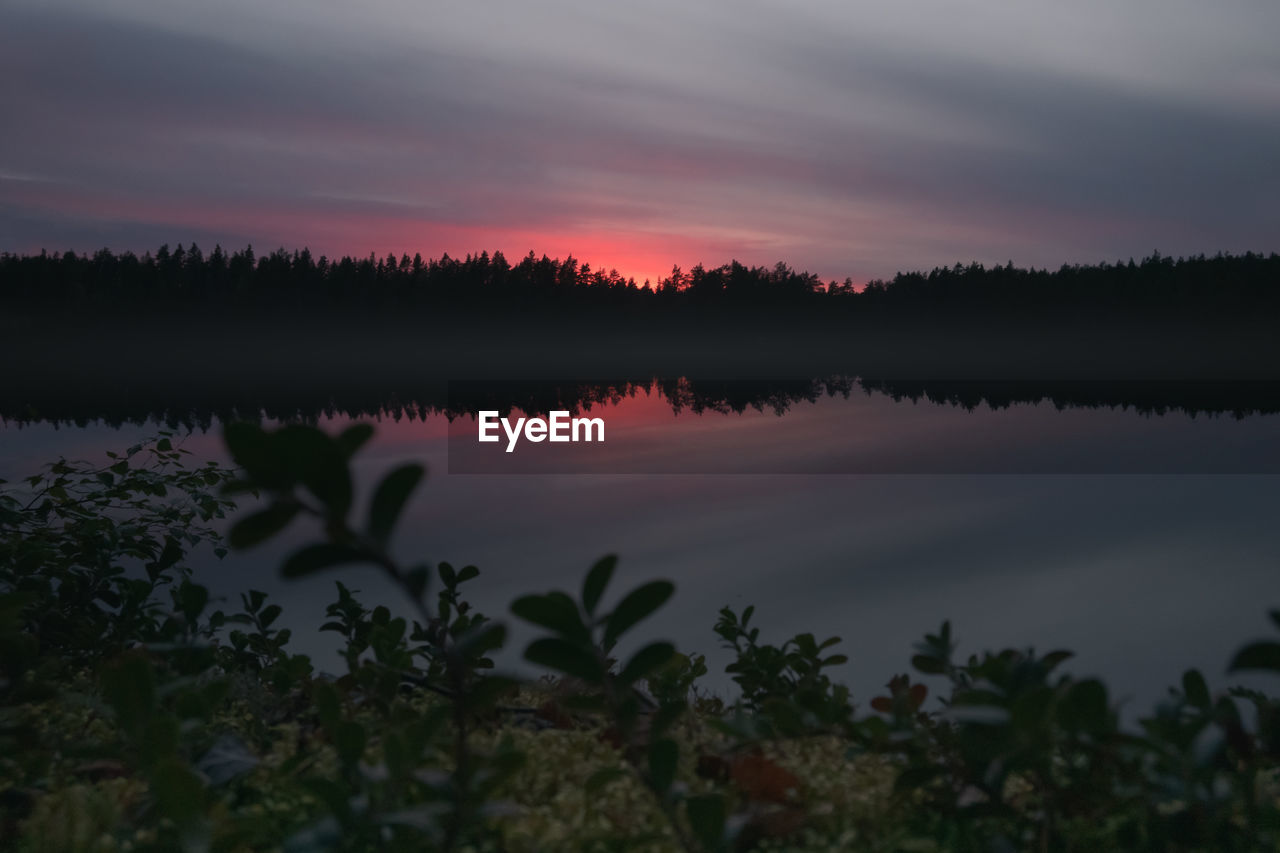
[
  {"left": 603, "top": 581, "right": 674, "bottom": 648},
  {"left": 912, "top": 654, "right": 947, "bottom": 675},
  {"left": 524, "top": 637, "right": 604, "bottom": 682},
  {"left": 1042, "top": 650, "right": 1074, "bottom": 671},
  {"left": 438, "top": 562, "right": 456, "bottom": 587},
  {"left": 1182, "top": 669, "right": 1211, "bottom": 709},
  {"left": 618, "top": 642, "right": 676, "bottom": 685},
  {"left": 178, "top": 581, "right": 208, "bottom": 623},
  {"left": 276, "top": 426, "right": 353, "bottom": 520},
  {"left": 511, "top": 593, "right": 589, "bottom": 641},
  {"left": 228, "top": 502, "right": 299, "bottom": 549},
  {"left": 456, "top": 564, "right": 480, "bottom": 583},
  {"left": 334, "top": 720, "right": 367, "bottom": 766},
  {"left": 686, "top": 794, "right": 726, "bottom": 850},
  {"left": 1229, "top": 641, "right": 1280, "bottom": 673},
  {"left": 335, "top": 423, "right": 375, "bottom": 459},
  {"left": 101, "top": 654, "right": 155, "bottom": 733},
  {"left": 648, "top": 737, "right": 678, "bottom": 793},
  {"left": 1057, "top": 679, "right": 1110, "bottom": 733},
  {"left": 312, "top": 682, "right": 341, "bottom": 728},
  {"left": 406, "top": 566, "right": 430, "bottom": 600},
  {"left": 224, "top": 422, "right": 290, "bottom": 489},
  {"left": 367, "top": 463, "right": 424, "bottom": 545},
  {"left": 281, "top": 543, "right": 369, "bottom": 578},
  {"left": 582, "top": 554, "right": 617, "bottom": 615},
  {"left": 259, "top": 604, "right": 283, "bottom": 629},
  {"left": 150, "top": 758, "right": 205, "bottom": 826}
]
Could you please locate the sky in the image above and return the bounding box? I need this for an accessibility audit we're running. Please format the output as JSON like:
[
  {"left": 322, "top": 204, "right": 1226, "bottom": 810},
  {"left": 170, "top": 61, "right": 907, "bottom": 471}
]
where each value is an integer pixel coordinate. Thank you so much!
[{"left": 2, "top": 0, "right": 1278, "bottom": 286}]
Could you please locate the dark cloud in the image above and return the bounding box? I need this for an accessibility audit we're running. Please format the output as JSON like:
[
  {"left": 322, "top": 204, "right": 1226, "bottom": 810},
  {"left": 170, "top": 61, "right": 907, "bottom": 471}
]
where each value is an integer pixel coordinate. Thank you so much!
[{"left": 2, "top": 0, "right": 1277, "bottom": 280}]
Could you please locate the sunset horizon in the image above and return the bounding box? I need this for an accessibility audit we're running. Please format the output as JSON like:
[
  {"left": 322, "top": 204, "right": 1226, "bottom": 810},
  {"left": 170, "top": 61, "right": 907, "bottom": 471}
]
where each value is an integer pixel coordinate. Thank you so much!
[{"left": 6, "top": 1, "right": 1278, "bottom": 287}]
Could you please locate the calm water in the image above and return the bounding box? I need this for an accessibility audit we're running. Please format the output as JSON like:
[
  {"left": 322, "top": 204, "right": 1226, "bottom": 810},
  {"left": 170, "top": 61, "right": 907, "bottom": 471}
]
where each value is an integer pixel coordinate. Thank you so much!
[{"left": 3, "top": 378, "right": 1279, "bottom": 715}]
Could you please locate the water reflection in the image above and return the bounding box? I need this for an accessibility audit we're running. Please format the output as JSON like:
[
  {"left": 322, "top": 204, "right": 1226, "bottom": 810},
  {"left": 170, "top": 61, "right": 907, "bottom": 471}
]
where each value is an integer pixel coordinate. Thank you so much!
[
  {"left": 445, "top": 379, "right": 1280, "bottom": 474},
  {"left": 1, "top": 378, "right": 1278, "bottom": 715},
  {"left": 5, "top": 375, "right": 1280, "bottom": 430}
]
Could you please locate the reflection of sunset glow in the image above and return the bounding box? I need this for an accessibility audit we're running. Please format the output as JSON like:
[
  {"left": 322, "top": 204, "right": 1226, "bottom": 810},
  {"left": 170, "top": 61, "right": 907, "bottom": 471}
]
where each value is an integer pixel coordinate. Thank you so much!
[{"left": 408, "top": 378, "right": 1280, "bottom": 474}]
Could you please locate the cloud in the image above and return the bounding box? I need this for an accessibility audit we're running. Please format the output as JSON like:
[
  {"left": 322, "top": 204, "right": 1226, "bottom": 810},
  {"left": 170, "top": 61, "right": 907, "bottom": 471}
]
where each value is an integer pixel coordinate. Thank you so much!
[{"left": 2, "top": 0, "right": 1277, "bottom": 282}]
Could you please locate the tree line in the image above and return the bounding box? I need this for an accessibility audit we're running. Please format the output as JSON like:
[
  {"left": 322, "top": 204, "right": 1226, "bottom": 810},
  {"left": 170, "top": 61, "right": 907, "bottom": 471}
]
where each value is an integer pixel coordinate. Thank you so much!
[
  {"left": 1, "top": 244, "right": 1278, "bottom": 315},
  {"left": 5, "top": 375, "right": 1278, "bottom": 432}
]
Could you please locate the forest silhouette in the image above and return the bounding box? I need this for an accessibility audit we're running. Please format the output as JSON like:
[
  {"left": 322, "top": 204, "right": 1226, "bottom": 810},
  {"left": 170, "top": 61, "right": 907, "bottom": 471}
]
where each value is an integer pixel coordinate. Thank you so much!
[
  {"left": 3, "top": 375, "right": 1278, "bottom": 432},
  {"left": 4, "top": 246, "right": 1279, "bottom": 427},
  {"left": 3, "top": 245, "right": 1279, "bottom": 317}
]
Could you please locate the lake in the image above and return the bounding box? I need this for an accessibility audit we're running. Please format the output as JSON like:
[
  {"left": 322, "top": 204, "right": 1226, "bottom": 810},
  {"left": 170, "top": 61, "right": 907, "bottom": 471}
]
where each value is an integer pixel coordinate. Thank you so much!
[{"left": 3, "top": 375, "right": 1278, "bottom": 716}]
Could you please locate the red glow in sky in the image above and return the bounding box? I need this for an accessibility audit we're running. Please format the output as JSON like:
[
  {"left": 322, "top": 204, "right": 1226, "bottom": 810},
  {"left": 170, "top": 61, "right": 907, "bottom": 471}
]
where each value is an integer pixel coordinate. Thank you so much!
[{"left": 3, "top": 0, "right": 1277, "bottom": 280}]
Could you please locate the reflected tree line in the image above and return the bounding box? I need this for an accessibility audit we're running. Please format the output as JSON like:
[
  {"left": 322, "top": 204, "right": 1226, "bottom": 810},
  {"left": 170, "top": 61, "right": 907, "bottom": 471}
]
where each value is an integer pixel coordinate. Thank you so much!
[
  {"left": 2, "top": 245, "right": 1279, "bottom": 316},
  {"left": 3, "top": 376, "right": 1278, "bottom": 431}
]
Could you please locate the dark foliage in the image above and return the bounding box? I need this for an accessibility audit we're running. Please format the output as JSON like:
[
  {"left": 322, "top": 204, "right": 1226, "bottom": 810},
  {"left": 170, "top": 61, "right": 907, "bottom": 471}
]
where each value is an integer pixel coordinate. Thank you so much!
[{"left": 4, "top": 424, "right": 1280, "bottom": 851}]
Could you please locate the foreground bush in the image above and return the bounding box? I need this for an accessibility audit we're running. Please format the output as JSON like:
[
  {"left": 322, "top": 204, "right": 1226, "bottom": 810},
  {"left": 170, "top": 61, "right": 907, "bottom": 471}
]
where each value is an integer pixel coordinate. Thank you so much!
[{"left": 2, "top": 425, "right": 1279, "bottom": 852}]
